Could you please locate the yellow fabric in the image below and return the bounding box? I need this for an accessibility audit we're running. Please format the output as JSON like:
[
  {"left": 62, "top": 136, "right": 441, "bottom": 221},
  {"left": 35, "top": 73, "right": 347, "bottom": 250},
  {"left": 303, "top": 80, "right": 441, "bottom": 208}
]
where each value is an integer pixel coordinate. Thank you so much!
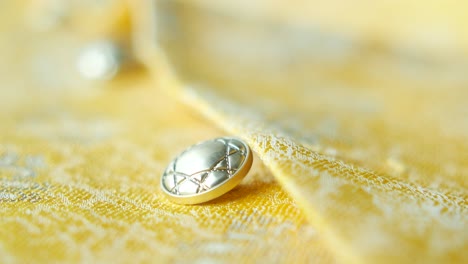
[
  {"left": 1, "top": 1, "right": 468, "bottom": 264},
  {"left": 0, "top": 76, "right": 332, "bottom": 263}
]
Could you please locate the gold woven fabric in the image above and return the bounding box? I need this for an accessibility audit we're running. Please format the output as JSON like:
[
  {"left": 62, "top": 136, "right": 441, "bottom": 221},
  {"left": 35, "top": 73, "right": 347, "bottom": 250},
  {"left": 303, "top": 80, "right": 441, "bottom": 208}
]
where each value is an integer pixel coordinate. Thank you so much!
[
  {"left": 1, "top": 1, "right": 468, "bottom": 264},
  {"left": 0, "top": 76, "right": 333, "bottom": 263}
]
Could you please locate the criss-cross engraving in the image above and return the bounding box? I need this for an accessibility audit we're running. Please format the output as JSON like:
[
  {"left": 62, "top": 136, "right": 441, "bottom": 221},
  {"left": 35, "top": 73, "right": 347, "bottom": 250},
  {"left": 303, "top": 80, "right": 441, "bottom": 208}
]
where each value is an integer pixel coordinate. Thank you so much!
[{"left": 163, "top": 138, "right": 247, "bottom": 195}]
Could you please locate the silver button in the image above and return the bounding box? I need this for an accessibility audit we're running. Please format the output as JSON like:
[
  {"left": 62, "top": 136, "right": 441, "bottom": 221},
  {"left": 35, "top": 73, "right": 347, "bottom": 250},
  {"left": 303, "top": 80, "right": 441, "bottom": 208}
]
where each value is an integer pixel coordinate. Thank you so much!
[{"left": 161, "top": 137, "right": 253, "bottom": 204}]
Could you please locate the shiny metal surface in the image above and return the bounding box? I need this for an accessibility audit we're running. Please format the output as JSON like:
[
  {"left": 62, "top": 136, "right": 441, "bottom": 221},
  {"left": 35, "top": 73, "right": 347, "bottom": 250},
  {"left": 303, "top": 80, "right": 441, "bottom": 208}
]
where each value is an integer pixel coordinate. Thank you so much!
[{"left": 161, "top": 137, "right": 253, "bottom": 204}]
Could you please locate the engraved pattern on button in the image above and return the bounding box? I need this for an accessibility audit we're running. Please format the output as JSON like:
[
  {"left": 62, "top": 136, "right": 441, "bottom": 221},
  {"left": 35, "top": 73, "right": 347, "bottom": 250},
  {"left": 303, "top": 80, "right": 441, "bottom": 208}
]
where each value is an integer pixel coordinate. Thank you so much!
[{"left": 162, "top": 138, "right": 247, "bottom": 195}]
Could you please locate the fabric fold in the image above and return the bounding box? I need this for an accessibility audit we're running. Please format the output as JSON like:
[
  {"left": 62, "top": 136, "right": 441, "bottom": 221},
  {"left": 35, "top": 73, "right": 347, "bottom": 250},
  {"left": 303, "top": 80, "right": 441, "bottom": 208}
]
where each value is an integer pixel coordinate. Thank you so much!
[
  {"left": 134, "top": 4, "right": 467, "bottom": 261},
  {"left": 169, "top": 81, "right": 467, "bottom": 264}
]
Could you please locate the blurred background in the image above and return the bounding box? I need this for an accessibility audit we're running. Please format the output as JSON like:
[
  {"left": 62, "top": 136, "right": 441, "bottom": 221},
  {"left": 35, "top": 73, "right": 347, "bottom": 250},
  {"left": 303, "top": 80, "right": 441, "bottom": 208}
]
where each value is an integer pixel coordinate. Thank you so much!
[{"left": 2, "top": 0, "right": 468, "bottom": 94}]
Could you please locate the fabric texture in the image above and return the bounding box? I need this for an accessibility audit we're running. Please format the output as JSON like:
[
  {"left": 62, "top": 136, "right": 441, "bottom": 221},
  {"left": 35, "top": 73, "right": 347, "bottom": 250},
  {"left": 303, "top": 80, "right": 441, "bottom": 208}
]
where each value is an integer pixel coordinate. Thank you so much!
[{"left": 1, "top": 1, "right": 467, "bottom": 263}]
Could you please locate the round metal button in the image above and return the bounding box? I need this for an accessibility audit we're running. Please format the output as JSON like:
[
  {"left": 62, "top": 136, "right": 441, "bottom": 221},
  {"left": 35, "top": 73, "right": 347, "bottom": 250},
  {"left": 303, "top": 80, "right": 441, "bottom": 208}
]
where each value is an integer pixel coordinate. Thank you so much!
[{"left": 160, "top": 137, "right": 253, "bottom": 204}]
